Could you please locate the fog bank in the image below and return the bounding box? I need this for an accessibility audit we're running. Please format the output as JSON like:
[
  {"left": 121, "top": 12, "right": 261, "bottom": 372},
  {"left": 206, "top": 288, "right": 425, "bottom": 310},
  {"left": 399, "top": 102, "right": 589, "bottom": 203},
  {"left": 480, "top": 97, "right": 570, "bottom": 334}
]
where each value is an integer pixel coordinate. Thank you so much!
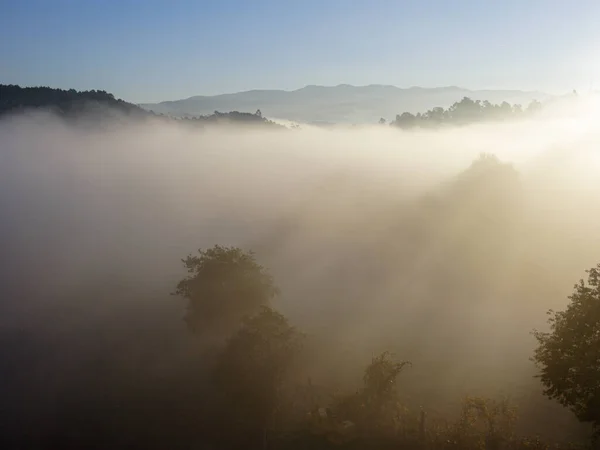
[{"left": 1, "top": 105, "right": 600, "bottom": 443}]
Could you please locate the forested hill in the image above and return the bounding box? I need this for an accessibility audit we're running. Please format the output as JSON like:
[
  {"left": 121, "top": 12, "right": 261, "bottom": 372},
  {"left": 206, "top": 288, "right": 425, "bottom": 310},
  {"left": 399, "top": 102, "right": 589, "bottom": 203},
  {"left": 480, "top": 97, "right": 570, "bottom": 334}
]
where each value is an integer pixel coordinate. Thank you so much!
[
  {"left": 0, "top": 84, "right": 148, "bottom": 119},
  {"left": 0, "top": 84, "right": 284, "bottom": 128}
]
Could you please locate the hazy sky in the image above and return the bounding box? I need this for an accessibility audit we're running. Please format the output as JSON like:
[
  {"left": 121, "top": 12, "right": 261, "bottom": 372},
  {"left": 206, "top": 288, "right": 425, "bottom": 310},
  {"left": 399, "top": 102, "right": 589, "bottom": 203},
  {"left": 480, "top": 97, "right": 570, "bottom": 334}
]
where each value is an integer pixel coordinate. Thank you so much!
[{"left": 2, "top": 0, "right": 600, "bottom": 103}]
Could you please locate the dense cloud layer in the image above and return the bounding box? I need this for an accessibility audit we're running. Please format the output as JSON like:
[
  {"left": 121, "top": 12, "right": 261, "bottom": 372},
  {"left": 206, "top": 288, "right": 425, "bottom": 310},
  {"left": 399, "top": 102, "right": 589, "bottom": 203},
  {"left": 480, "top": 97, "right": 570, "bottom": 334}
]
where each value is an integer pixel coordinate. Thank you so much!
[{"left": 1, "top": 103, "right": 600, "bottom": 445}]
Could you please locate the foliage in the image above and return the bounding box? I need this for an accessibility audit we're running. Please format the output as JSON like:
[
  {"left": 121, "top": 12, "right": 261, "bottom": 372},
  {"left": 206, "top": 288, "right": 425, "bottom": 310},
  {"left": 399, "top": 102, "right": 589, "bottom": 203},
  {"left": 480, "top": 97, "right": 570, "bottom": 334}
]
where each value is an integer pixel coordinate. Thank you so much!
[
  {"left": 177, "top": 109, "right": 284, "bottom": 127},
  {"left": 360, "top": 352, "right": 412, "bottom": 436},
  {"left": 448, "top": 153, "right": 522, "bottom": 219},
  {"left": 449, "top": 396, "right": 518, "bottom": 450},
  {"left": 303, "top": 362, "right": 556, "bottom": 450},
  {"left": 323, "top": 352, "right": 412, "bottom": 440},
  {"left": 362, "top": 352, "right": 411, "bottom": 407},
  {"left": 0, "top": 83, "right": 147, "bottom": 118},
  {"left": 533, "top": 264, "right": 600, "bottom": 434},
  {"left": 173, "top": 245, "right": 279, "bottom": 334},
  {"left": 212, "top": 305, "right": 304, "bottom": 447},
  {"left": 390, "top": 96, "right": 543, "bottom": 128}
]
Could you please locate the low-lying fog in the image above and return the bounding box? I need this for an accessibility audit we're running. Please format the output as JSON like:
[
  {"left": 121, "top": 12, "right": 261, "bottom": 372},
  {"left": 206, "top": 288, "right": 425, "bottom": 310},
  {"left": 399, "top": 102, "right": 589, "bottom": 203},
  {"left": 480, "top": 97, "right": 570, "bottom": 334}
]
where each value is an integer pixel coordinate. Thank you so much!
[{"left": 1, "top": 100, "right": 599, "bottom": 443}]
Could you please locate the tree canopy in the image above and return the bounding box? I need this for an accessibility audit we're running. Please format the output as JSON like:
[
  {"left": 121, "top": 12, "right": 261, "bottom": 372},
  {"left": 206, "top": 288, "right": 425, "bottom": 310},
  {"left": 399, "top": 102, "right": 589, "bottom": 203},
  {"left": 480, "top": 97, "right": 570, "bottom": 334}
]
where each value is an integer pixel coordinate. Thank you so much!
[
  {"left": 0, "top": 84, "right": 147, "bottom": 118},
  {"left": 533, "top": 264, "right": 600, "bottom": 433},
  {"left": 174, "top": 245, "right": 279, "bottom": 335},
  {"left": 212, "top": 306, "right": 303, "bottom": 447},
  {"left": 390, "top": 96, "right": 543, "bottom": 129}
]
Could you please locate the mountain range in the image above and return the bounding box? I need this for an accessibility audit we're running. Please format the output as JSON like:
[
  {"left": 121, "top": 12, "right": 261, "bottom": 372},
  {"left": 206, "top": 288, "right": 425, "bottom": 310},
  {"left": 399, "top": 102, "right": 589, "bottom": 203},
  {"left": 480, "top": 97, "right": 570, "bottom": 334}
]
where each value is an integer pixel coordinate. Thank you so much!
[{"left": 140, "top": 84, "right": 552, "bottom": 124}]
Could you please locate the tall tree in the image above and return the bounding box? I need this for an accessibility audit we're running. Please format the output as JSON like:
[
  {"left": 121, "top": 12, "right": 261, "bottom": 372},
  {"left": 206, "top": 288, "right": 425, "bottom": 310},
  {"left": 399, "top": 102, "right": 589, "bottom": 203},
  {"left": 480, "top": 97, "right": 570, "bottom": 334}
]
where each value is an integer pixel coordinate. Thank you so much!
[
  {"left": 212, "top": 306, "right": 303, "bottom": 448},
  {"left": 173, "top": 245, "right": 278, "bottom": 335},
  {"left": 533, "top": 263, "right": 600, "bottom": 438}
]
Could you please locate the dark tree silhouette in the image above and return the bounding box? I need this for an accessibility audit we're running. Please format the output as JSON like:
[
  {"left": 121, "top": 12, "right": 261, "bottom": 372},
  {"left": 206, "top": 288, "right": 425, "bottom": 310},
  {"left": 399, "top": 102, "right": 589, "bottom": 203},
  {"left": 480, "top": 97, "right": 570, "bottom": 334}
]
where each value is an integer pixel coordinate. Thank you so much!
[
  {"left": 0, "top": 84, "right": 285, "bottom": 129},
  {"left": 212, "top": 306, "right": 303, "bottom": 448},
  {"left": 0, "top": 84, "right": 147, "bottom": 118},
  {"left": 173, "top": 245, "right": 279, "bottom": 335},
  {"left": 326, "top": 352, "right": 411, "bottom": 441},
  {"left": 390, "top": 97, "right": 543, "bottom": 129},
  {"left": 533, "top": 264, "right": 600, "bottom": 436}
]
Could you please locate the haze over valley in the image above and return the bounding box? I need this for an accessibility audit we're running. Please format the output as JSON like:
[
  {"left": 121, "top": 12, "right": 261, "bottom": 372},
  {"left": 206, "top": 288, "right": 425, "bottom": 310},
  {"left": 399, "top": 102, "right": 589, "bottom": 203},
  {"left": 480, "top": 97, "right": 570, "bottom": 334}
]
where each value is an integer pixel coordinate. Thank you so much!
[{"left": 2, "top": 1, "right": 600, "bottom": 449}]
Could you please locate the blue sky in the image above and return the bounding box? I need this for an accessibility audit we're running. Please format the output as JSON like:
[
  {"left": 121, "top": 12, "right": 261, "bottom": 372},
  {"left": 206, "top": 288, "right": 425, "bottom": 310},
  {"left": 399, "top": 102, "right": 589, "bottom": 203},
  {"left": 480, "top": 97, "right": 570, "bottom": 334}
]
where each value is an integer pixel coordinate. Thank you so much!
[{"left": 2, "top": 0, "right": 599, "bottom": 102}]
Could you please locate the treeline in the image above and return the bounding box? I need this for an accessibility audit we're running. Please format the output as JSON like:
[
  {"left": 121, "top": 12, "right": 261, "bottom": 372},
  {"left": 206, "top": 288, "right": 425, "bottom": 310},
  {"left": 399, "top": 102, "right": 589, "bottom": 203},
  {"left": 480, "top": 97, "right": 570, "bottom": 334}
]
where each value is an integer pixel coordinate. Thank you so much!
[
  {"left": 388, "top": 96, "right": 544, "bottom": 128},
  {"left": 0, "top": 84, "right": 283, "bottom": 128},
  {"left": 167, "top": 109, "right": 283, "bottom": 128},
  {"left": 0, "top": 84, "right": 147, "bottom": 118}
]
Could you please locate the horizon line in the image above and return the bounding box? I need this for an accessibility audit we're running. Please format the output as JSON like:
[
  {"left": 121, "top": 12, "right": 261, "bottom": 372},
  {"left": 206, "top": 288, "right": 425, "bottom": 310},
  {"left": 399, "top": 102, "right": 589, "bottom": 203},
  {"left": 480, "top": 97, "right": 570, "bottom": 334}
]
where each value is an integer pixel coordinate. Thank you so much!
[{"left": 144, "top": 84, "right": 554, "bottom": 105}]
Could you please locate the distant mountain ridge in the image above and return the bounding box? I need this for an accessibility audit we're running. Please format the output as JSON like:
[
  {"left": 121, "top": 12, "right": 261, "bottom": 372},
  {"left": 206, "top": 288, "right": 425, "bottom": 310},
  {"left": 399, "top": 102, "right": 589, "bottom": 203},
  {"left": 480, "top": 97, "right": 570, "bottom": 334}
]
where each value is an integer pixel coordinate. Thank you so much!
[{"left": 140, "top": 84, "right": 552, "bottom": 124}]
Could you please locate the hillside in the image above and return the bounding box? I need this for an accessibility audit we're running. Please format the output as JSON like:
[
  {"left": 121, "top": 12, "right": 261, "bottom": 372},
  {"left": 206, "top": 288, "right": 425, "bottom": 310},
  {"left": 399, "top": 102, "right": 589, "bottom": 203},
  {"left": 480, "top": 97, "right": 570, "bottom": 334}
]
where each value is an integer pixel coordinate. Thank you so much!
[
  {"left": 0, "top": 85, "right": 284, "bottom": 128},
  {"left": 141, "top": 84, "right": 552, "bottom": 124},
  {"left": 0, "top": 84, "right": 149, "bottom": 119}
]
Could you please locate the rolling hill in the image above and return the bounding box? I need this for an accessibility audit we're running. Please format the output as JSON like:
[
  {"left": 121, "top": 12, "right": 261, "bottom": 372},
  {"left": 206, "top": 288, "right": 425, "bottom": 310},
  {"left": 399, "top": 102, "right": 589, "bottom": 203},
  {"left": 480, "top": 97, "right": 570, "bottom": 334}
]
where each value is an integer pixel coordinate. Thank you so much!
[
  {"left": 140, "top": 84, "right": 552, "bottom": 124},
  {"left": 0, "top": 84, "right": 283, "bottom": 128}
]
